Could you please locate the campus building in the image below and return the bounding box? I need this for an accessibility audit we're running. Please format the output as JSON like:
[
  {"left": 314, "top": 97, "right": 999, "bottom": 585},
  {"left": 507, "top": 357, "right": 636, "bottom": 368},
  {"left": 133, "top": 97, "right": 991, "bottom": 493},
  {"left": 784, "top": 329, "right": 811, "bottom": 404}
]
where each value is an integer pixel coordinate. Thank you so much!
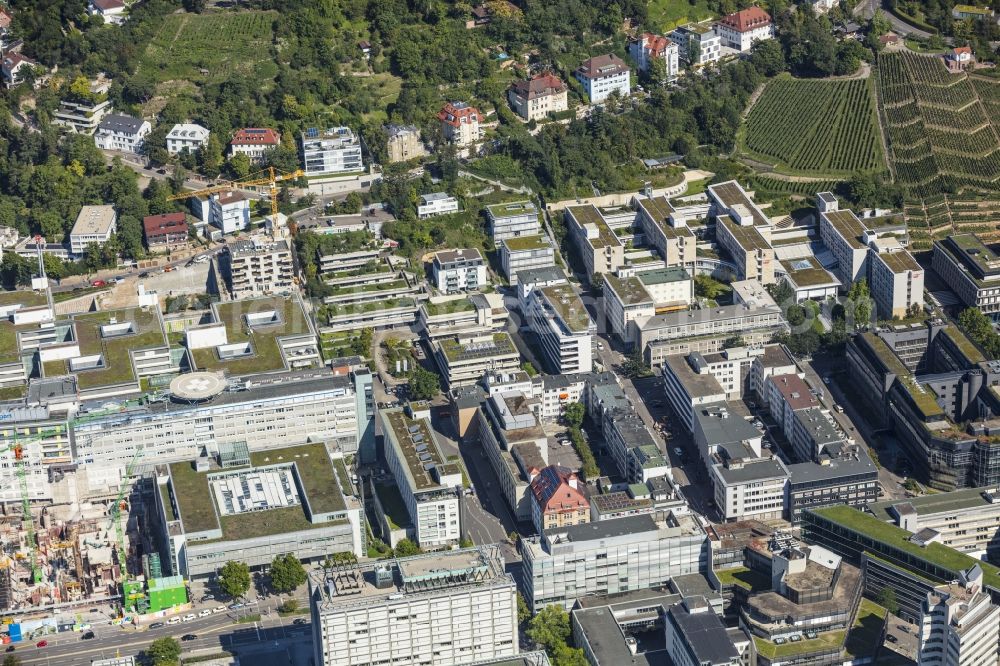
[
  {"left": 520, "top": 283, "right": 595, "bottom": 374},
  {"left": 486, "top": 201, "right": 540, "bottom": 242},
  {"left": 932, "top": 233, "right": 1000, "bottom": 317},
  {"left": 70, "top": 205, "right": 117, "bottom": 257}
]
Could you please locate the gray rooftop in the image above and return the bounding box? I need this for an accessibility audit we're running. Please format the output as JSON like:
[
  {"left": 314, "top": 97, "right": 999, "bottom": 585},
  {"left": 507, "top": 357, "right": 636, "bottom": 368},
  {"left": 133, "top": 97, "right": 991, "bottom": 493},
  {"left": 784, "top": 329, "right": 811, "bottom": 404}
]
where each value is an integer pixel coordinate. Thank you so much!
[
  {"left": 665, "top": 355, "right": 724, "bottom": 398},
  {"left": 715, "top": 458, "right": 788, "bottom": 484},
  {"left": 795, "top": 407, "right": 846, "bottom": 448},
  {"left": 98, "top": 113, "right": 146, "bottom": 135},
  {"left": 694, "top": 402, "right": 763, "bottom": 448},
  {"left": 516, "top": 266, "right": 566, "bottom": 285},
  {"left": 546, "top": 513, "right": 659, "bottom": 542},
  {"left": 787, "top": 453, "right": 878, "bottom": 485},
  {"left": 666, "top": 600, "right": 739, "bottom": 665}
]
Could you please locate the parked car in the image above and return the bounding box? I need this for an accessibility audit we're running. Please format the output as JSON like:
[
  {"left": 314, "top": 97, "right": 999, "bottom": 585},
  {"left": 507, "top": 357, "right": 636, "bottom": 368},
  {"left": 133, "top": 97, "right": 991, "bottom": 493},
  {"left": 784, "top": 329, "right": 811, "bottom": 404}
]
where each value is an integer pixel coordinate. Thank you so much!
[
  {"left": 5, "top": 646, "right": 14, "bottom": 652},
  {"left": 673, "top": 447, "right": 684, "bottom": 458},
  {"left": 198, "top": 610, "right": 211, "bottom": 618},
  {"left": 182, "top": 614, "right": 196, "bottom": 622},
  {"left": 213, "top": 605, "right": 226, "bottom": 613},
  {"left": 167, "top": 617, "right": 181, "bottom": 625},
  {"left": 149, "top": 622, "right": 164, "bottom": 629},
  {"left": 823, "top": 376, "right": 831, "bottom": 385},
  {"left": 91, "top": 280, "right": 106, "bottom": 287},
  {"left": 81, "top": 631, "right": 95, "bottom": 640},
  {"left": 293, "top": 618, "right": 308, "bottom": 625},
  {"left": 35, "top": 641, "right": 48, "bottom": 648},
  {"left": 164, "top": 266, "right": 176, "bottom": 273}
]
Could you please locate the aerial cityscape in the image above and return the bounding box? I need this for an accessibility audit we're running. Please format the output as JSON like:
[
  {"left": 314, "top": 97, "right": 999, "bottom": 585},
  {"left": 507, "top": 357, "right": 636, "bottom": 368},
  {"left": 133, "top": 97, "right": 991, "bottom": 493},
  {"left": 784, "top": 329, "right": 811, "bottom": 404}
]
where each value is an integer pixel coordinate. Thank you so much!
[{"left": 1, "top": 0, "right": 1000, "bottom": 665}]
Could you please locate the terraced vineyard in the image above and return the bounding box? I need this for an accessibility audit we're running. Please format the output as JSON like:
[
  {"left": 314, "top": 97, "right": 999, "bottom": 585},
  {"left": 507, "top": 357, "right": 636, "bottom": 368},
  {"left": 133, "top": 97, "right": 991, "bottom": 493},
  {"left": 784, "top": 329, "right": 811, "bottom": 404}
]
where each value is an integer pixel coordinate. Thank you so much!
[
  {"left": 877, "top": 52, "right": 1000, "bottom": 192},
  {"left": 740, "top": 76, "right": 884, "bottom": 177}
]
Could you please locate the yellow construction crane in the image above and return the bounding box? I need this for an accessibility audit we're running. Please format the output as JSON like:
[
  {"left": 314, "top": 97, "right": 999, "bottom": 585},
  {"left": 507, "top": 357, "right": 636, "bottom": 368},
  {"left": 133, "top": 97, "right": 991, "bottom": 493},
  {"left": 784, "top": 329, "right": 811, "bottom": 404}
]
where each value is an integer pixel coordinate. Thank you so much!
[{"left": 166, "top": 167, "right": 305, "bottom": 220}]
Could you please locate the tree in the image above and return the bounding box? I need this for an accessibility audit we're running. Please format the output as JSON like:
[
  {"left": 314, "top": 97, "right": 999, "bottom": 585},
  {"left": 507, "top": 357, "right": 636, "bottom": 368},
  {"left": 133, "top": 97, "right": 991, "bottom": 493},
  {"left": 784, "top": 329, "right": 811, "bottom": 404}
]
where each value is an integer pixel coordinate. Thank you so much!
[
  {"left": 4, "top": 655, "right": 21, "bottom": 666},
  {"left": 621, "top": 352, "right": 652, "bottom": 379},
  {"left": 408, "top": 365, "right": 441, "bottom": 400},
  {"left": 229, "top": 153, "right": 252, "bottom": 180},
  {"left": 876, "top": 586, "right": 900, "bottom": 616},
  {"left": 847, "top": 279, "right": 873, "bottom": 329},
  {"left": 517, "top": 593, "right": 531, "bottom": 625},
  {"left": 694, "top": 274, "right": 728, "bottom": 300},
  {"left": 750, "top": 39, "right": 787, "bottom": 77},
  {"left": 528, "top": 604, "right": 572, "bottom": 651},
  {"left": 218, "top": 560, "right": 251, "bottom": 599},
  {"left": 393, "top": 538, "right": 422, "bottom": 557},
  {"left": 199, "top": 134, "right": 224, "bottom": 178},
  {"left": 589, "top": 272, "right": 604, "bottom": 295},
  {"left": 278, "top": 598, "right": 299, "bottom": 613},
  {"left": 147, "top": 636, "right": 182, "bottom": 666},
  {"left": 521, "top": 361, "right": 538, "bottom": 377},
  {"left": 564, "top": 402, "right": 585, "bottom": 429},
  {"left": 269, "top": 554, "right": 307, "bottom": 593},
  {"left": 870, "top": 10, "right": 892, "bottom": 36}
]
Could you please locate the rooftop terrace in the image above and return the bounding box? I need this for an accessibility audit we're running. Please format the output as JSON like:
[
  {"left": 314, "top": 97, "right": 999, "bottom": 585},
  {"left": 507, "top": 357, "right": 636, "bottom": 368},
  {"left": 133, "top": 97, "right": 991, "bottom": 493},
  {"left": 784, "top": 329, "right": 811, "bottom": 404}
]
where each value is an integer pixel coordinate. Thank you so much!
[{"left": 439, "top": 333, "right": 518, "bottom": 363}]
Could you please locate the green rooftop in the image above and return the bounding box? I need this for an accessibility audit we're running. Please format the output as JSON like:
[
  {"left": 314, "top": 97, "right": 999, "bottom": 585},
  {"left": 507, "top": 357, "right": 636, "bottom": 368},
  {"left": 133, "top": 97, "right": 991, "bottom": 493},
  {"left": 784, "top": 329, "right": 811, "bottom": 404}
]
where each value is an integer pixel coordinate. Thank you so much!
[
  {"left": 0, "top": 290, "right": 48, "bottom": 309},
  {"left": 605, "top": 273, "right": 653, "bottom": 307},
  {"left": 719, "top": 216, "right": 771, "bottom": 252},
  {"left": 539, "top": 284, "right": 592, "bottom": 333},
  {"left": 438, "top": 332, "right": 518, "bottom": 362},
  {"left": 423, "top": 298, "right": 477, "bottom": 318},
  {"left": 944, "top": 325, "right": 986, "bottom": 363},
  {"left": 639, "top": 266, "right": 691, "bottom": 286},
  {"left": 876, "top": 250, "right": 921, "bottom": 274},
  {"left": 714, "top": 566, "right": 771, "bottom": 592},
  {"left": 808, "top": 505, "right": 1000, "bottom": 590},
  {"left": 487, "top": 200, "right": 537, "bottom": 219},
  {"left": 782, "top": 257, "right": 840, "bottom": 288},
  {"left": 501, "top": 235, "right": 551, "bottom": 252},
  {"left": 382, "top": 409, "right": 460, "bottom": 491},
  {"left": 869, "top": 485, "right": 996, "bottom": 523},
  {"left": 567, "top": 205, "right": 620, "bottom": 249},
  {"left": 327, "top": 297, "right": 415, "bottom": 318},
  {"left": 637, "top": 196, "right": 674, "bottom": 223}
]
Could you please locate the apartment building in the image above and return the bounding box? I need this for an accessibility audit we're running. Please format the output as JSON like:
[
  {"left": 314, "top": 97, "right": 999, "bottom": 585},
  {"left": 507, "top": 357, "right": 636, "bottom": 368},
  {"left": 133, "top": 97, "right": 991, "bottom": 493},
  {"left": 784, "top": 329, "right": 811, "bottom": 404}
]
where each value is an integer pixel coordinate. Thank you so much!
[
  {"left": 380, "top": 404, "right": 462, "bottom": 548},
  {"left": 499, "top": 235, "right": 554, "bottom": 284},
  {"left": 224, "top": 236, "right": 294, "bottom": 298},
  {"left": 229, "top": 128, "right": 281, "bottom": 163},
  {"left": 300, "top": 126, "right": 363, "bottom": 176},
  {"left": 662, "top": 354, "right": 729, "bottom": 433},
  {"left": 69, "top": 205, "right": 117, "bottom": 257},
  {"left": 521, "top": 283, "right": 594, "bottom": 374},
  {"left": 309, "top": 547, "right": 518, "bottom": 666},
  {"left": 486, "top": 201, "right": 540, "bottom": 242},
  {"left": 602, "top": 406, "right": 670, "bottom": 483},
  {"left": 565, "top": 204, "right": 625, "bottom": 279},
  {"left": 419, "top": 294, "right": 508, "bottom": 341},
  {"left": 918, "top": 574, "right": 1000, "bottom": 666},
  {"left": 209, "top": 191, "right": 252, "bottom": 234},
  {"left": 715, "top": 7, "right": 774, "bottom": 52},
  {"left": 432, "top": 332, "right": 520, "bottom": 388},
  {"left": 932, "top": 234, "right": 1000, "bottom": 316},
  {"left": 670, "top": 23, "right": 722, "bottom": 66},
  {"left": 869, "top": 241, "right": 924, "bottom": 319},
  {"left": 418, "top": 192, "right": 460, "bottom": 219},
  {"left": 530, "top": 465, "right": 589, "bottom": 535},
  {"left": 574, "top": 54, "right": 631, "bottom": 103},
  {"left": 438, "top": 102, "right": 482, "bottom": 147},
  {"left": 53, "top": 78, "right": 112, "bottom": 134},
  {"left": 166, "top": 123, "right": 210, "bottom": 155},
  {"left": 142, "top": 212, "right": 189, "bottom": 250},
  {"left": 385, "top": 124, "right": 425, "bottom": 163},
  {"left": 508, "top": 73, "right": 568, "bottom": 121},
  {"left": 432, "top": 249, "right": 487, "bottom": 293},
  {"left": 521, "top": 512, "right": 709, "bottom": 611},
  {"left": 635, "top": 196, "right": 697, "bottom": 271},
  {"left": 94, "top": 113, "right": 150, "bottom": 153},
  {"left": 478, "top": 390, "right": 548, "bottom": 521},
  {"left": 628, "top": 33, "right": 680, "bottom": 81}
]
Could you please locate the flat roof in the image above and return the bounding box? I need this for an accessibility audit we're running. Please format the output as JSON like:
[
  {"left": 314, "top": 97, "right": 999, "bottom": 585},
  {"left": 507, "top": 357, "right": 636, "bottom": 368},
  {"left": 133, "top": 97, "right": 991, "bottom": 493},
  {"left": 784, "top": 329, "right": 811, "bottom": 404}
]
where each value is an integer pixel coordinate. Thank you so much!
[
  {"left": 769, "top": 374, "right": 818, "bottom": 411},
  {"left": 875, "top": 250, "right": 921, "bottom": 274},
  {"left": 487, "top": 200, "right": 537, "bottom": 218},
  {"left": 637, "top": 196, "right": 675, "bottom": 223},
  {"left": 381, "top": 408, "right": 460, "bottom": 492},
  {"left": 438, "top": 333, "right": 518, "bottom": 363},
  {"left": 667, "top": 601, "right": 739, "bottom": 665},
  {"left": 605, "top": 273, "right": 654, "bottom": 307},
  {"left": 868, "top": 486, "right": 1000, "bottom": 522},
  {"left": 782, "top": 257, "right": 841, "bottom": 288},
  {"left": 516, "top": 266, "right": 566, "bottom": 285},
  {"left": 639, "top": 267, "right": 691, "bottom": 286},
  {"left": 788, "top": 454, "right": 878, "bottom": 485},
  {"left": 665, "top": 355, "right": 724, "bottom": 398},
  {"left": 71, "top": 205, "right": 116, "bottom": 237},
  {"left": 539, "top": 284, "right": 592, "bottom": 333},
  {"left": 822, "top": 210, "right": 867, "bottom": 250},
  {"left": 695, "top": 402, "right": 763, "bottom": 449},
  {"left": 937, "top": 234, "right": 1000, "bottom": 282},
  {"left": 719, "top": 216, "right": 771, "bottom": 252},
  {"left": 708, "top": 181, "right": 768, "bottom": 226},
  {"left": 715, "top": 458, "right": 788, "bottom": 484},
  {"left": 567, "top": 205, "right": 620, "bottom": 249},
  {"left": 547, "top": 513, "right": 660, "bottom": 541},
  {"left": 501, "top": 234, "right": 551, "bottom": 252}
]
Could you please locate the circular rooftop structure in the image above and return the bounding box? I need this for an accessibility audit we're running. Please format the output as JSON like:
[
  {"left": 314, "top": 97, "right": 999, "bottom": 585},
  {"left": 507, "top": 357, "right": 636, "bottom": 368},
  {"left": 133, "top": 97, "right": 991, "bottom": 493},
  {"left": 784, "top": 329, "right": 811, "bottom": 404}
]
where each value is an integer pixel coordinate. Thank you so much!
[{"left": 170, "top": 372, "right": 226, "bottom": 402}]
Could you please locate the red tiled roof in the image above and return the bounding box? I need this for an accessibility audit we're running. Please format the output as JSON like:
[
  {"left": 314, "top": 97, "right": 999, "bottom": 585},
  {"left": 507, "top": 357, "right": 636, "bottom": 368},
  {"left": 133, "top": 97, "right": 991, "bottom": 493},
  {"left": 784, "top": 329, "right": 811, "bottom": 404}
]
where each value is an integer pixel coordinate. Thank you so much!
[
  {"left": 511, "top": 73, "right": 566, "bottom": 100},
  {"left": 231, "top": 128, "right": 280, "bottom": 146},
  {"left": 91, "top": 0, "right": 126, "bottom": 10},
  {"left": 0, "top": 10, "right": 13, "bottom": 29},
  {"left": 437, "top": 102, "right": 482, "bottom": 128},
  {"left": 530, "top": 465, "right": 589, "bottom": 514},
  {"left": 143, "top": 212, "right": 188, "bottom": 237},
  {"left": 637, "top": 32, "right": 674, "bottom": 57},
  {"left": 719, "top": 6, "right": 772, "bottom": 32},
  {"left": 953, "top": 46, "right": 973, "bottom": 55},
  {"left": 576, "top": 54, "right": 629, "bottom": 79}
]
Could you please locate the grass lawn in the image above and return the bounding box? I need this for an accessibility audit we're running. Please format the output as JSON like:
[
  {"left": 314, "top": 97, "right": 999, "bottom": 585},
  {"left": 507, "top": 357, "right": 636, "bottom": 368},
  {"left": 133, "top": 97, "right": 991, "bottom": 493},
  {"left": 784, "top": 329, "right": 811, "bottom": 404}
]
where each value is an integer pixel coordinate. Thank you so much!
[
  {"left": 138, "top": 11, "right": 278, "bottom": 86},
  {"left": 844, "top": 599, "right": 887, "bottom": 658},
  {"left": 714, "top": 566, "right": 771, "bottom": 592},
  {"left": 905, "top": 38, "right": 947, "bottom": 54},
  {"left": 648, "top": 0, "right": 715, "bottom": 30}
]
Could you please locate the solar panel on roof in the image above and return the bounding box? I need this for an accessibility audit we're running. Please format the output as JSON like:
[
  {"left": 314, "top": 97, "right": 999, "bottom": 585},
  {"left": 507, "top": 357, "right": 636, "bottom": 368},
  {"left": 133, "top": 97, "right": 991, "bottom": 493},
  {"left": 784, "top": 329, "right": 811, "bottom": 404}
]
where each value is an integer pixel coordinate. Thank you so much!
[
  {"left": 415, "top": 444, "right": 428, "bottom": 452},
  {"left": 306, "top": 127, "right": 319, "bottom": 137},
  {"left": 422, "top": 463, "right": 435, "bottom": 471},
  {"left": 412, "top": 434, "right": 424, "bottom": 443},
  {"left": 419, "top": 453, "right": 432, "bottom": 462},
  {"left": 408, "top": 425, "right": 421, "bottom": 433}
]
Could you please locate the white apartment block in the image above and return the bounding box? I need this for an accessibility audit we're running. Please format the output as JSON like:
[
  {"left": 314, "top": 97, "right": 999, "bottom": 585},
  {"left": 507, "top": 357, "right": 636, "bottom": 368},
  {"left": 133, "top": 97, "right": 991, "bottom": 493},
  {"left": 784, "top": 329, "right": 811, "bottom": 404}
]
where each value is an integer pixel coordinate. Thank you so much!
[
  {"left": 604, "top": 273, "right": 655, "bottom": 345},
  {"left": 628, "top": 33, "right": 680, "bottom": 82},
  {"left": 380, "top": 406, "right": 462, "bottom": 548},
  {"left": 53, "top": 77, "right": 113, "bottom": 134},
  {"left": 418, "top": 192, "right": 460, "bottom": 219},
  {"left": 671, "top": 24, "right": 722, "bottom": 66},
  {"left": 432, "top": 249, "right": 487, "bottom": 293},
  {"left": 565, "top": 204, "right": 626, "bottom": 279},
  {"left": 166, "top": 123, "right": 210, "bottom": 155},
  {"left": 310, "top": 547, "right": 518, "bottom": 666},
  {"left": 432, "top": 332, "right": 520, "bottom": 389},
  {"left": 662, "top": 354, "right": 730, "bottom": 434},
  {"left": 301, "top": 127, "right": 363, "bottom": 176},
  {"left": 508, "top": 74, "right": 568, "bottom": 122},
  {"left": 209, "top": 191, "right": 252, "bottom": 234},
  {"left": 575, "top": 54, "right": 631, "bottom": 104},
  {"left": 521, "top": 512, "right": 709, "bottom": 612},
  {"left": 94, "top": 114, "right": 150, "bottom": 154},
  {"left": 70, "top": 205, "right": 117, "bottom": 257},
  {"left": 712, "top": 456, "right": 789, "bottom": 522},
  {"left": 499, "top": 235, "right": 554, "bottom": 285},
  {"left": 918, "top": 575, "right": 1000, "bottom": 666},
  {"left": 869, "top": 242, "right": 924, "bottom": 319},
  {"left": 225, "top": 237, "right": 295, "bottom": 298},
  {"left": 715, "top": 8, "right": 774, "bottom": 53},
  {"left": 486, "top": 201, "right": 540, "bottom": 242},
  {"left": 521, "top": 283, "right": 594, "bottom": 374}
]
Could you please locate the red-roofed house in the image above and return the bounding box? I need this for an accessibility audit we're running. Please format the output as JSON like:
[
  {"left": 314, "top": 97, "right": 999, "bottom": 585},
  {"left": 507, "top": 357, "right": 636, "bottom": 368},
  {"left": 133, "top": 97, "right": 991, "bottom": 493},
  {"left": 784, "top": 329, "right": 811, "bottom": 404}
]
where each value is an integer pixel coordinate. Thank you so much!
[
  {"left": 529, "top": 465, "right": 590, "bottom": 534},
  {"left": 0, "top": 9, "right": 13, "bottom": 32},
  {"left": 1, "top": 54, "right": 38, "bottom": 89},
  {"left": 946, "top": 46, "right": 975, "bottom": 72},
  {"left": 89, "top": 0, "right": 127, "bottom": 25},
  {"left": 143, "top": 212, "right": 189, "bottom": 249},
  {"left": 715, "top": 7, "right": 774, "bottom": 52},
  {"left": 230, "top": 128, "right": 281, "bottom": 163},
  {"left": 628, "top": 33, "right": 680, "bottom": 81},
  {"left": 507, "top": 74, "right": 568, "bottom": 121},
  {"left": 437, "top": 102, "right": 482, "bottom": 147}
]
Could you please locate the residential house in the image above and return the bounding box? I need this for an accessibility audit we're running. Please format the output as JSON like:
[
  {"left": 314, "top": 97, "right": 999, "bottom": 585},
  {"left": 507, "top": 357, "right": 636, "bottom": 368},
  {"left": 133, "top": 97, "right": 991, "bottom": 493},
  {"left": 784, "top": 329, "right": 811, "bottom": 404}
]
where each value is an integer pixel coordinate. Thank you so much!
[
  {"left": 574, "top": 54, "right": 631, "bottom": 104},
  {"left": 946, "top": 46, "right": 975, "bottom": 72},
  {"left": 143, "top": 213, "right": 189, "bottom": 250},
  {"left": 508, "top": 73, "right": 568, "bottom": 121},
  {"left": 529, "top": 465, "right": 590, "bottom": 535},
  {"left": 952, "top": 4, "right": 994, "bottom": 20},
  {"left": 209, "top": 191, "right": 252, "bottom": 235},
  {"left": 385, "top": 124, "right": 425, "bottom": 163},
  {"left": 432, "top": 249, "right": 487, "bottom": 293},
  {"left": 671, "top": 24, "right": 722, "bottom": 66},
  {"left": 230, "top": 128, "right": 281, "bottom": 163},
  {"left": 438, "top": 102, "right": 482, "bottom": 147},
  {"left": 715, "top": 7, "right": 774, "bottom": 52},
  {"left": 300, "top": 126, "right": 363, "bottom": 176},
  {"left": 94, "top": 114, "right": 151, "bottom": 153},
  {"left": 1, "top": 54, "right": 38, "bottom": 89},
  {"left": 89, "top": 0, "right": 127, "bottom": 24},
  {"left": 417, "top": 193, "right": 459, "bottom": 219},
  {"left": 70, "top": 205, "right": 117, "bottom": 257},
  {"left": 166, "top": 123, "right": 210, "bottom": 155},
  {"left": 628, "top": 33, "right": 680, "bottom": 82}
]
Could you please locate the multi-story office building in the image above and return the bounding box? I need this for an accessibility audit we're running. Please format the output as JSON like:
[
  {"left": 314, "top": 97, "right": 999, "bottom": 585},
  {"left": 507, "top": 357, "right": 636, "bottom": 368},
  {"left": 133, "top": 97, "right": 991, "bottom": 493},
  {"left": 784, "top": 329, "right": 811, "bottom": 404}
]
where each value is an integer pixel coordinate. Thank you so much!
[
  {"left": 868, "top": 239, "right": 924, "bottom": 319},
  {"left": 223, "top": 236, "right": 295, "bottom": 298},
  {"left": 438, "top": 102, "right": 482, "bottom": 147},
  {"left": 712, "top": 455, "right": 788, "bottom": 523},
  {"left": 229, "top": 127, "right": 280, "bottom": 163},
  {"left": 670, "top": 23, "right": 722, "bottom": 66},
  {"left": 154, "top": 441, "right": 365, "bottom": 579},
  {"left": 309, "top": 546, "right": 518, "bottom": 666},
  {"left": 932, "top": 233, "right": 1000, "bottom": 316},
  {"left": 478, "top": 391, "right": 548, "bottom": 522},
  {"left": 300, "top": 126, "right": 363, "bottom": 176},
  {"left": 508, "top": 73, "right": 568, "bottom": 122},
  {"left": 664, "top": 597, "right": 741, "bottom": 666},
  {"left": 521, "top": 512, "right": 709, "bottom": 611},
  {"left": 166, "top": 123, "right": 209, "bottom": 155},
  {"left": 603, "top": 406, "right": 670, "bottom": 483},
  {"left": 94, "top": 113, "right": 151, "bottom": 153},
  {"left": 662, "top": 353, "right": 729, "bottom": 433},
  {"left": 385, "top": 124, "right": 425, "bottom": 163},
  {"left": 418, "top": 192, "right": 460, "bottom": 219},
  {"left": 419, "top": 294, "right": 508, "bottom": 340},
  {"left": 432, "top": 248, "right": 487, "bottom": 293},
  {"left": 380, "top": 404, "right": 462, "bottom": 548},
  {"left": 715, "top": 7, "right": 774, "bottom": 52},
  {"left": 785, "top": 455, "right": 879, "bottom": 523},
  {"left": 628, "top": 33, "right": 680, "bottom": 81},
  {"left": 521, "top": 283, "right": 594, "bottom": 374},
  {"left": 565, "top": 204, "right": 626, "bottom": 279},
  {"left": 486, "top": 201, "right": 540, "bottom": 242},
  {"left": 604, "top": 269, "right": 693, "bottom": 347},
  {"left": 70, "top": 205, "right": 117, "bottom": 257},
  {"left": 432, "top": 332, "right": 520, "bottom": 388},
  {"left": 918, "top": 574, "right": 1000, "bottom": 666},
  {"left": 499, "top": 235, "right": 554, "bottom": 284},
  {"left": 707, "top": 180, "right": 770, "bottom": 226},
  {"left": 636, "top": 196, "right": 697, "bottom": 272},
  {"left": 818, "top": 207, "right": 870, "bottom": 285},
  {"left": 574, "top": 54, "right": 630, "bottom": 103}
]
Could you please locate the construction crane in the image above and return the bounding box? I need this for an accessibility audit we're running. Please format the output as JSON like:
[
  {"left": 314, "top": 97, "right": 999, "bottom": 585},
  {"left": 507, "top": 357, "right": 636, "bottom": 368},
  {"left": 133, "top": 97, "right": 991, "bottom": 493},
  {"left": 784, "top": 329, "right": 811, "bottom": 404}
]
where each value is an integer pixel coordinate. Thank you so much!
[
  {"left": 166, "top": 167, "right": 305, "bottom": 220},
  {"left": 108, "top": 446, "right": 144, "bottom": 573},
  {"left": 0, "top": 398, "right": 147, "bottom": 585}
]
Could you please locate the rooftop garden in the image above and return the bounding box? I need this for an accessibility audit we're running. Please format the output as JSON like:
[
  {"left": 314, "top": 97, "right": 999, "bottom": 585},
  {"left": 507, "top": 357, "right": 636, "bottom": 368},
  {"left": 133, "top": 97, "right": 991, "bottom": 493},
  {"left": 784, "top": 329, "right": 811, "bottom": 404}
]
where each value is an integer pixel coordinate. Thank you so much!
[
  {"left": 715, "top": 566, "right": 771, "bottom": 592},
  {"left": 58, "top": 307, "right": 166, "bottom": 389},
  {"left": 423, "top": 298, "right": 477, "bottom": 317}
]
